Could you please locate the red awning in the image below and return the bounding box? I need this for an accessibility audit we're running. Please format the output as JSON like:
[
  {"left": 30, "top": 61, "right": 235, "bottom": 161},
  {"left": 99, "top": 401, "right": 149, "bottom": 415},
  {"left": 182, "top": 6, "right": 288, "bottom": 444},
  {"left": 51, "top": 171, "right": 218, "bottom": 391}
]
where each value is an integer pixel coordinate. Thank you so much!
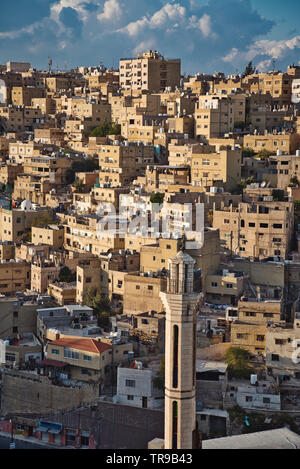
[{"left": 40, "top": 359, "right": 68, "bottom": 368}]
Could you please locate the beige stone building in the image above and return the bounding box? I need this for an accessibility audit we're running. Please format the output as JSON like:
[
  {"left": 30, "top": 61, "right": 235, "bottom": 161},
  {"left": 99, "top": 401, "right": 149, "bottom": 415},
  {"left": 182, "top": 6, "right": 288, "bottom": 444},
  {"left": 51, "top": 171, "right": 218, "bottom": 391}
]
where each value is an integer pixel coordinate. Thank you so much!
[
  {"left": 0, "top": 260, "right": 30, "bottom": 295},
  {"left": 213, "top": 198, "right": 294, "bottom": 259},
  {"left": 190, "top": 148, "right": 242, "bottom": 191},
  {"left": 0, "top": 207, "right": 52, "bottom": 243},
  {"left": 46, "top": 337, "right": 112, "bottom": 383},
  {"left": 123, "top": 273, "right": 167, "bottom": 316},
  {"left": 98, "top": 141, "right": 155, "bottom": 187},
  {"left": 32, "top": 225, "right": 64, "bottom": 250},
  {"left": 119, "top": 50, "right": 180, "bottom": 92},
  {"left": 48, "top": 282, "right": 76, "bottom": 305},
  {"left": 31, "top": 261, "right": 60, "bottom": 293},
  {"left": 195, "top": 96, "right": 234, "bottom": 139},
  {"left": 243, "top": 133, "right": 300, "bottom": 156},
  {"left": 231, "top": 298, "right": 283, "bottom": 355}
]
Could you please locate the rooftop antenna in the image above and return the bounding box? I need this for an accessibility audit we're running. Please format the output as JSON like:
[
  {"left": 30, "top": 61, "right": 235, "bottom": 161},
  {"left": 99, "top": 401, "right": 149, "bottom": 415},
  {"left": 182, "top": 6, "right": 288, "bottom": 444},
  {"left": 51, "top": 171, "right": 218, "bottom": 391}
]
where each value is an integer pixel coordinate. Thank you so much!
[
  {"left": 64, "top": 61, "right": 68, "bottom": 72},
  {"left": 272, "top": 59, "right": 276, "bottom": 72},
  {"left": 48, "top": 56, "right": 52, "bottom": 74},
  {"left": 56, "top": 62, "right": 59, "bottom": 72}
]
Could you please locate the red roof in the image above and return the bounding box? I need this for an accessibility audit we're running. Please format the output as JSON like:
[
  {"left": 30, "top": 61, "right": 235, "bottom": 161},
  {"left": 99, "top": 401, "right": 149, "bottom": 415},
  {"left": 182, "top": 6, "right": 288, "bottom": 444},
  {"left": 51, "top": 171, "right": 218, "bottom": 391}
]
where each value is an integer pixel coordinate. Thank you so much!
[{"left": 49, "top": 337, "right": 112, "bottom": 354}]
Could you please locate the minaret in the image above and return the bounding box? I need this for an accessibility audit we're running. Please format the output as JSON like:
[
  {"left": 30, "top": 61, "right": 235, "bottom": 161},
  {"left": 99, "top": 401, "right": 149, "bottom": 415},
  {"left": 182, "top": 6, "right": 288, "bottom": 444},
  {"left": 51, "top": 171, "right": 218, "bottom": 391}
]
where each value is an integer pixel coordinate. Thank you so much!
[{"left": 160, "top": 249, "right": 202, "bottom": 449}]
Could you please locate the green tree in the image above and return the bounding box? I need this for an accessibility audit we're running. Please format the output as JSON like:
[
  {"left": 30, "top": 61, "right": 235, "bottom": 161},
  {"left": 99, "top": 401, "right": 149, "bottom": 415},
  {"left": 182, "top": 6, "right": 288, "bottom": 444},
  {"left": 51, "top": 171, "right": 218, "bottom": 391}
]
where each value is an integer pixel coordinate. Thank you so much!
[
  {"left": 225, "top": 346, "right": 253, "bottom": 379},
  {"left": 150, "top": 192, "right": 165, "bottom": 204},
  {"left": 256, "top": 149, "right": 276, "bottom": 159},
  {"left": 242, "top": 61, "right": 256, "bottom": 78},
  {"left": 242, "top": 148, "right": 256, "bottom": 159},
  {"left": 73, "top": 178, "right": 85, "bottom": 193},
  {"left": 84, "top": 287, "right": 111, "bottom": 327},
  {"left": 90, "top": 120, "right": 121, "bottom": 138},
  {"left": 59, "top": 266, "right": 76, "bottom": 283},
  {"left": 289, "top": 176, "right": 300, "bottom": 187}
]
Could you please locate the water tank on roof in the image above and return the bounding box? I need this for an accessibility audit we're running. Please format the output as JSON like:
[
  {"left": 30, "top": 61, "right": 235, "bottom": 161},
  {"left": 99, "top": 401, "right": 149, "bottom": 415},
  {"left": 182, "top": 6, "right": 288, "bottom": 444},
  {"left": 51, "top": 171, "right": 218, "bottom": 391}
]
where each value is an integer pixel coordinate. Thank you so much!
[
  {"left": 296, "top": 150, "right": 300, "bottom": 157},
  {"left": 20, "top": 199, "right": 32, "bottom": 211}
]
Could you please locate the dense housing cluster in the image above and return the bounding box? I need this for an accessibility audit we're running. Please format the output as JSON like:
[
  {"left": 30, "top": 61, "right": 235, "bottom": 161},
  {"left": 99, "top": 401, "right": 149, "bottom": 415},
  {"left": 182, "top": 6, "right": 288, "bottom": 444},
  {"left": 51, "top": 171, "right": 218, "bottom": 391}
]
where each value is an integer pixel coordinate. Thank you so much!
[{"left": 1, "top": 52, "right": 300, "bottom": 449}]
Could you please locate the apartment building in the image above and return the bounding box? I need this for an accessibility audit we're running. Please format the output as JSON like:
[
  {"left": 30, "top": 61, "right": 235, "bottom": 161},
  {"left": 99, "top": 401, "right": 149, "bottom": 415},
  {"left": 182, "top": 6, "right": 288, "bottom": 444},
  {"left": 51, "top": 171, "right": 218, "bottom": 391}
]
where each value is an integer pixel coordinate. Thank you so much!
[
  {"left": 231, "top": 298, "right": 283, "bottom": 355},
  {"left": 64, "top": 213, "right": 125, "bottom": 255},
  {"left": 190, "top": 148, "right": 242, "bottom": 191},
  {"left": 13, "top": 174, "right": 54, "bottom": 205},
  {"left": 32, "top": 225, "right": 64, "bottom": 250},
  {"left": 98, "top": 141, "right": 155, "bottom": 187},
  {"left": 123, "top": 273, "right": 167, "bottom": 316},
  {"left": 195, "top": 96, "right": 234, "bottom": 139},
  {"left": 145, "top": 165, "right": 189, "bottom": 190},
  {"left": 243, "top": 133, "right": 300, "bottom": 155},
  {"left": 0, "top": 260, "right": 31, "bottom": 295},
  {"left": 8, "top": 140, "right": 43, "bottom": 164},
  {"left": 76, "top": 258, "right": 101, "bottom": 304},
  {"left": 0, "top": 206, "right": 52, "bottom": 243},
  {"left": 11, "top": 86, "right": 45, "bottom": 107},
  {"left": 213, "top": 197, "right": 294, "bottom": 259},
  {"left": 119, "top": 50, "right": 180, "bottom": 92},
  {"left": 31, "top": 260, "right": 60, "bottom": 293},
  {"left": 0, "top": 162, "right": 23, "bottom": 185}
]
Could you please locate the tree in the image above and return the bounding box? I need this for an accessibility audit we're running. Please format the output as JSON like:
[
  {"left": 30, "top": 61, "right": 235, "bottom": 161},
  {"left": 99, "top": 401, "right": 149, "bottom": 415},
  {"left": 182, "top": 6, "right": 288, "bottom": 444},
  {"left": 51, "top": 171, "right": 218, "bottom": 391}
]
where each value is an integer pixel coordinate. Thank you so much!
[
  {"left": 225, "top": 346, "right": 253, "bottom": 379},
  {"left": 90, "top": 120, "right": 121, "bottom": 138},
  {"left": 73, "top": 178, "right": 85, "bottom": 193},
  {"left": 256, "top": 149, "right": 276, "bottom": 159},
  {"left": 289, "top": 176, "right": 300, "bottom": 188},
  {"left": 242, "top": 61, "right": 256, "bottom": 78},
  {"left": 84, "top": 287, "right": 111, "bottom": 327},
  {"left": 242, "top": 148, "right": 256, "bottom": 159},
  {"left": 150, "top": 192, "right": 164, "bottom": 204},
  {"left": 59, "top": 266, "right": 76, "bottom": 283}
]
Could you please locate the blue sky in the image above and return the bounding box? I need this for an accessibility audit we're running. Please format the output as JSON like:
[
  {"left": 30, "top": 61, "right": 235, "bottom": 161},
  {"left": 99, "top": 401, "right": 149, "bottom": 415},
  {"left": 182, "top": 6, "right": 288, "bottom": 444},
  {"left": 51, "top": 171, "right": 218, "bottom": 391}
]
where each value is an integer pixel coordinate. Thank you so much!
[{"left": 0, "top": 0, "right": 299, "bottom": 75}]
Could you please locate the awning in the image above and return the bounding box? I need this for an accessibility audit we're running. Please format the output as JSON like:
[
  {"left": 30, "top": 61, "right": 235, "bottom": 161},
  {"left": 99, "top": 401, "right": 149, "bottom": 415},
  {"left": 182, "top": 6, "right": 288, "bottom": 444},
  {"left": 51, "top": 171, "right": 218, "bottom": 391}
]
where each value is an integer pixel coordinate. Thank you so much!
[{"left": 37, "top": 426, "right": 49, "bottom": 432}]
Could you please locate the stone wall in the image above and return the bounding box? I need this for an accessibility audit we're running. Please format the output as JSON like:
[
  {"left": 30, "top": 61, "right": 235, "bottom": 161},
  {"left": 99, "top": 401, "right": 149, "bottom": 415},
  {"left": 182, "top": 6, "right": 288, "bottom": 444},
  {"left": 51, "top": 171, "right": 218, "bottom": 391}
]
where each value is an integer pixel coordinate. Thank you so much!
[{"left": 0, "top": 369, "right": 99, "bottom": 416}]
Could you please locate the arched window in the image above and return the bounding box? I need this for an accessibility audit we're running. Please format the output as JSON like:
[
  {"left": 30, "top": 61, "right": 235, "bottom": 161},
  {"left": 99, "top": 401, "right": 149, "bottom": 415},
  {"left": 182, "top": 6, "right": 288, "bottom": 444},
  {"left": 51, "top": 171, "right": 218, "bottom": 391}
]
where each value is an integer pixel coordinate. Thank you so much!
[{"left": 173, "top": 325, "right": 178, "bottom": 388}]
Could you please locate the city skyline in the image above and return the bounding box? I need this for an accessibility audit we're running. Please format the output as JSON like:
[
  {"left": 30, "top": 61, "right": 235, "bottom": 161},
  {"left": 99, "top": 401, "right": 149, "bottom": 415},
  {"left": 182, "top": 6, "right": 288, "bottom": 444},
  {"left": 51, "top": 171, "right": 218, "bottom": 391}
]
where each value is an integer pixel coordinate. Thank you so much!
[{"left": 0, "top": 0, "right": 300, "bottom": 75}]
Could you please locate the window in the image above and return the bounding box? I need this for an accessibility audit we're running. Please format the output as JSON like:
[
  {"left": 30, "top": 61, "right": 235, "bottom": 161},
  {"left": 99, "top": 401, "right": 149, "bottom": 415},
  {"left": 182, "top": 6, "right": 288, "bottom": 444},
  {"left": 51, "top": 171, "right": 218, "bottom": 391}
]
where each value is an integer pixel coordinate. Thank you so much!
[
  {"left": 264, "top": 313, "right": 274, "bottom": 318},
  {"left": 136, "top": 285, "right": 140, "bottom": 290},
  {"left": 273, "top": 224, "right": 282, "bottom": 229},
  {"left": 260, "top": 223, "right": 268, "bottom": 228},
  {"left": 271, "top": 354, "right": 279, "bottom": 361},
  {"left": 226, "top": 284, "right": 233, "bottom": 289},
  {"left": 125, "top": 379, "right": 135, "bottom": 388},
  {"left": 83, "top": 355, "right": 92, "bottom": 361},
  {"left": 51, "top": 349, "right": 59, "bottom": 355},
  {"left": 148, "top": 285, "right": 153, "bottom": 290},
  {"left": 64, "top": 348, "right": 79, "bottom": 360},
  {"left": 211, "top": 282, "right": 218, "bottom": 288},
  {"left": 263, "top": 397, "right": 270, "bottom": 404},
  {"left": 127, "top": 395, "right": 134, "bottom": 401},
  {"left": 256, "top": 335, "right": 265, "bottom": 342},
  {"left": 246, "top": 396, "right": 253, "bottom": 402}
]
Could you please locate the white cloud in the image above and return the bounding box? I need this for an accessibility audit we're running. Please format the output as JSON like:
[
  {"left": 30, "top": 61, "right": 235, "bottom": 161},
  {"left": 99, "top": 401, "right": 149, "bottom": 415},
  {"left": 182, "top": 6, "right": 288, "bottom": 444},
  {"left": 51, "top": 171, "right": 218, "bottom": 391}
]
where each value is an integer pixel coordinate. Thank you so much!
[
  {"left": 189, "top": 13, "right": 217, "bottom": 38},
  {"left": 97, "top": 0, "right": 122, "bottom": 23},
  {"left": 222, "top": 47, "right": 239, "bottom": 63},
  {"left": 118, "top": 2, "right": 186, "bottom": 36}
]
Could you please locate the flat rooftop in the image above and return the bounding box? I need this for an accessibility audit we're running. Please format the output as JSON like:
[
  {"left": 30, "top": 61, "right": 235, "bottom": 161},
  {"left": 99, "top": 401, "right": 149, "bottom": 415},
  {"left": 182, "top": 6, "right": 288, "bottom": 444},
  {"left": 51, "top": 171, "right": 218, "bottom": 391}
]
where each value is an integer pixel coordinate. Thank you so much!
[{"left": 202, "top": 427, "right": 300, "bottom": 450}]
